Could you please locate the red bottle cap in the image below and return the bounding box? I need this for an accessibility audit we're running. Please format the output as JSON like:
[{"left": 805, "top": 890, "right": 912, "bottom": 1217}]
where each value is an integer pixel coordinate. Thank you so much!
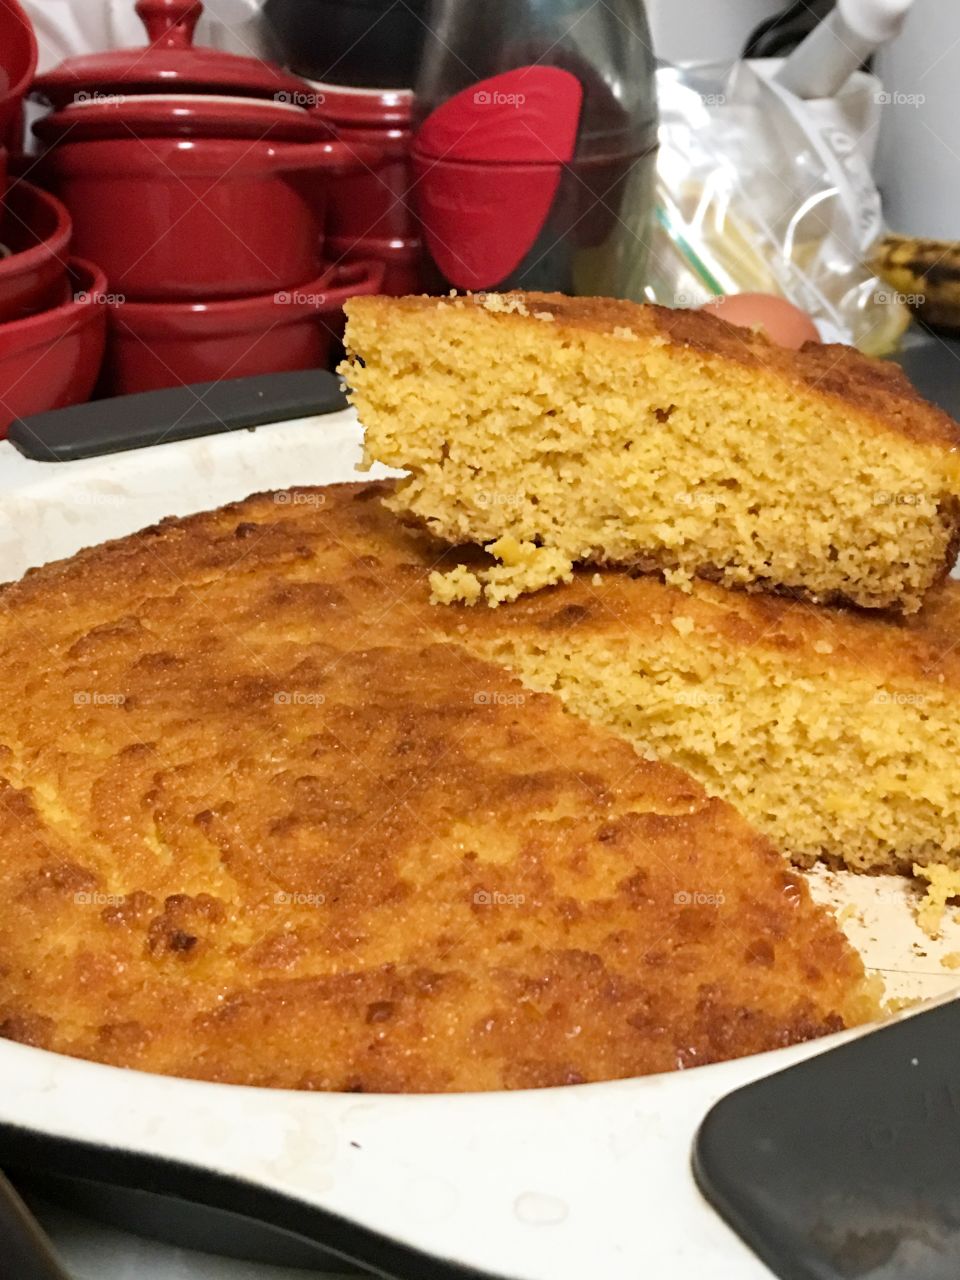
[{"left": 414, "top": 67, "right": 583, "bottom": 164}]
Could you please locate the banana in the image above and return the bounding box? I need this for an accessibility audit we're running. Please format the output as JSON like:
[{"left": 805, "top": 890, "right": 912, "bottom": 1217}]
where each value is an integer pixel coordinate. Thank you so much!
[{"left": 872, "top": 233, "right": 960, "bottom": 333}]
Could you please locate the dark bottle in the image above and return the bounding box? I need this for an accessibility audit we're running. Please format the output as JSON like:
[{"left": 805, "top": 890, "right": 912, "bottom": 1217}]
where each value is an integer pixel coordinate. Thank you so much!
[
  {"left": 412, "top": 0, "right": 659, "bottom": 300},
  {"left": 262, "top": 0, "right": 431, "bottom": 89}
]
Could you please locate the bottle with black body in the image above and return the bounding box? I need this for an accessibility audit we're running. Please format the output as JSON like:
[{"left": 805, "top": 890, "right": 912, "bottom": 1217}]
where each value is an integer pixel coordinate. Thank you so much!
[{"left": 412, "top": 0, "right": 659, "bottom": 300}]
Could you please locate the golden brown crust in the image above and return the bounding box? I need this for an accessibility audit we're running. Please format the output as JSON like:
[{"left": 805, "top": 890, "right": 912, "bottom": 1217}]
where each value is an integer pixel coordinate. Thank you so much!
[
  {"left": 350, "top": 292, "right": 960, "bottom": 452},
  {"left": 0, "top": 482, "right": 877, "bottom": 1090}
]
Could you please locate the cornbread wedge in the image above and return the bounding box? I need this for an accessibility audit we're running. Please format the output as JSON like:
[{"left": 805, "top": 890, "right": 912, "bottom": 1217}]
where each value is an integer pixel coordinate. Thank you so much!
[
  {"left": 0, "top": 484, "right": 880, "bottom": 1090},
  {"left": 341, "top": 291, "right": 960, "bottom": 612},
  {"left": 458, "top": 555, "right": 960, "bottom": 878}
]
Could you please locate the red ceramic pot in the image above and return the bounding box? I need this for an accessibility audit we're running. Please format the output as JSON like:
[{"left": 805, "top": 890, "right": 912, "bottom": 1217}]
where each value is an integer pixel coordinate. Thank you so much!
[
  {"left": 101, "top": 258, "right": 385, "bottom": 395},
  {"left": 327, "top": 234, "right": 424, "bottom": 297},
  {"left": 313, "top": 85, "right": 417, "bottom": 241},
  {"left": 0, "top": 179, "right": 72, "bottom": 323},
  {"left": 44, "top": 135, "right": 379, "bottom": 301},
  {"left": 0, "top": 0, "right": 37, "bottom": 135},
  {"left": 34, "top": 92, "right": 334, "bottom": 146},
  {"left": 0, "top": 258, "right": 108, "bottom": 437},
  {"left": 324, "top": 126, "right": 418, "bottom": 240},
  {"left": 33, "top": 0, "right": 311, "bottom": 110}
]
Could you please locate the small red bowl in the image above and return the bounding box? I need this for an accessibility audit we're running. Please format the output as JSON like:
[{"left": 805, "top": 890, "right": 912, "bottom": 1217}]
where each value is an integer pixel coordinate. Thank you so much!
[
  {"left": 0, "top": 179, "right": 72, "bottom": 323},
  {"left": 101, "top": 258, "right": 385, "bottom": 396},
  {"left": 0, "top": 257, "right": 108, "bottom": 438},
  {"left": 0, "top": 0, "right": 37, "bottom": 135}
]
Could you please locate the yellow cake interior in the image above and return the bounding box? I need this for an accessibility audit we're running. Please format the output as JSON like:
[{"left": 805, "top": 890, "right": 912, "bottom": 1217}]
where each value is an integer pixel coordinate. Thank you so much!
[
  {"left": 473, "top": 622, "right": 960, "bottom": 875},
  {"left": 343, "top": 293, "right": 960, "bottom": 612}
]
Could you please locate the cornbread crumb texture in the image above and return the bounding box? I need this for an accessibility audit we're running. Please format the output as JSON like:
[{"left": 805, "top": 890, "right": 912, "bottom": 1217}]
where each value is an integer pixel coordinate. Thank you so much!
[
  {"left": 342, "top": 291, "right": 960, "bottom": 613},
  {"left": 0, "top": 482, "right": 878, "bottom": 1091},
  {"left": 454, "top": 553, "right": 960, "bottom": 879},
  {"left": 430, "top": 563, "right": 483, "bottom": 605},
  {"left": 914, "top": 864, "right": 960, "bottom": 938},
  {"left": 431, "top": 536, "right": 573, "bottom": 608}
]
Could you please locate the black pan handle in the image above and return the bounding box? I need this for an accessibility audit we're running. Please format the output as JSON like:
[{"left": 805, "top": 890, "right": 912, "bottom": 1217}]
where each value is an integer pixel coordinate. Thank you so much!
[
  {"left": 7, "top": 370, "right": 348, "bottom": 462},
  {"left": 0, "top": 1170, "right": 72, "bottom": 1280}
]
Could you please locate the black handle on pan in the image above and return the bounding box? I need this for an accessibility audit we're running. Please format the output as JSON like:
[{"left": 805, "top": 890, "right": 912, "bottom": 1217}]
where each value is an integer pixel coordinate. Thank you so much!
[
  {"left": 0, "top": 1170, "right": 72, "bottom": 1280},
  {"left": 6, "top": 370, "right": 349, "bottom": 463}
]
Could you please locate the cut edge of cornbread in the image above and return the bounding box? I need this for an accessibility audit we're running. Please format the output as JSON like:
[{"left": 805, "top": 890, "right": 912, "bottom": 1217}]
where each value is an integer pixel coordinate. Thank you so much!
[
  {"left": 341, "top": 291, "right": 960, "bottom": 614},
  {"left": 453, "top": 567, "right": 960, "bottom": 886}
]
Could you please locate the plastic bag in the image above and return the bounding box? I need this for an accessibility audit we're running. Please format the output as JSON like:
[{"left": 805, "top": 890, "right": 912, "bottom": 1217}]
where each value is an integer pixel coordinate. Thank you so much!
[{"left": 649, "top": 59, "right": 910, "bottom": 355}]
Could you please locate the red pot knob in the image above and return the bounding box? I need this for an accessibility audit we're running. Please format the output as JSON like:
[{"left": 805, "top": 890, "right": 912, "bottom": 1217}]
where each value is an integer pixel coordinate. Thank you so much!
[{"left": 135, "top": 0, "right": 203, "bottom": 49}]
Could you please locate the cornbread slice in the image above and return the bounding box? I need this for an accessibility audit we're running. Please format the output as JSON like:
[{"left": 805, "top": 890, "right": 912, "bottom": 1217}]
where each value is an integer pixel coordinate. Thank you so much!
[
  {"left": 341, "top": 291, "right": 960, "bottom": 613},
  {"left": 455, "top": 556, "right": 960, "bottom": 878},
  {"left": 0, "top": 484, "right": 879, "bottom": 1091}
]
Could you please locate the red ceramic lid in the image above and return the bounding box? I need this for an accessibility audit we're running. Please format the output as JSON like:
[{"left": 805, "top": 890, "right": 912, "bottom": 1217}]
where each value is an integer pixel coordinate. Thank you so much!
[
  {"left": 34, "top": 93, "right": 333, "bottom": 145},
  {"left": 309, "top": 82, "right": 413, "bottom": 129},
  {"left": 33, "top": 0, "right": 312, "bottom": 110}
]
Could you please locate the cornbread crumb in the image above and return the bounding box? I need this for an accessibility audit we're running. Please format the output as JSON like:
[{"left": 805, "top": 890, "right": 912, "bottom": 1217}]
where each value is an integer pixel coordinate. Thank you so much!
[
  {"left": 663, "top": 566, "right": 694, "bottom": 592},
  {"left": 914, "top": 863, "right": 960, "bottom": 937},
  {"left": 479, "top": 292, "right": 529, "bottom": 316},
  {"left": 430, "top": 540, "right": 574, "bottom": 608},
  {"left": 534, "top": 311, "right": 556, "bottom": 323},
  {"left": 343, "top": 292, "right": 960, "bottom": 613},
  {"left": 430, "top": 564, "right": 483, "bottom": 606},
  {"left": 592, "top": 573, "right": 603, "bottom": 586},
  {"left": 814, "top": 640, "right": 834, "bottom": 655},
  {"left": 672, "top": 615, "right": 695, "bottom": 636},
  {"left": 612, "top": 326, "right": 637, "bottom": 340},
  {"left": 941, "top": 952, "right": 960, "bottom": 970},
  {"left": 885, "top": 995, "right": 919, "bottom": 1014},
  {"left": 478, "top": 537, "right": 573, "bottom": 607}
]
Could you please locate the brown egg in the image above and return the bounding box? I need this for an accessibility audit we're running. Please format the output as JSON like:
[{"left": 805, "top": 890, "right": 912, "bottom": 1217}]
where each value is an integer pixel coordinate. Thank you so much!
[{"left": 701, "top": 293, "right": 821, "bottom": 350}]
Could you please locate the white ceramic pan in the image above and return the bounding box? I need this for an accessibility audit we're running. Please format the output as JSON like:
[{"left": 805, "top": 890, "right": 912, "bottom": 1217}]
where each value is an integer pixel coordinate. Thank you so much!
[{"left": 0, "top": 407, "right": 957, "bottom": 1279}]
